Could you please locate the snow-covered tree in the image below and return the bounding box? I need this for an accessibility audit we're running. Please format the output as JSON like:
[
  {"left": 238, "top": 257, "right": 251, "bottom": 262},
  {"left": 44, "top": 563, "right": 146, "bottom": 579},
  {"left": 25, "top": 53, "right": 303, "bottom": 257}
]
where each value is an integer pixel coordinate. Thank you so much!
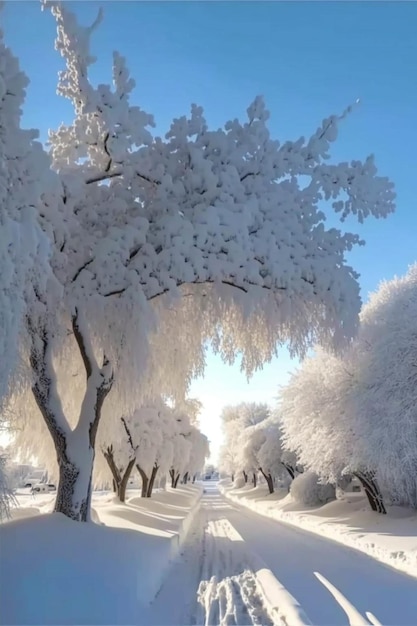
[
  {"left": 219, "top": 407, "right": 243, "bottom": 481},
  {"left": 0, "top": 9, "right": 52, "bottom": 404},
  {"left": 96, "top": 398, "right": 208, "bottom": 498},
  {"left": 96, "top": 414, "right": 137, "bottom": 501},
  {"left": 169, "top": 411, "right": 193, "bottom": 488},
  {"left": 220, "top": 402, "right": 300, "bottom": 492},
  {"left": 237, "top": 422, "right": 268, "bottom": 487},
  {"left": 346, "top": 265, "right": 417, "bottom": 509},
  {"left": 218, "top": 446, "right": 238, "bottom": 482},
  {"left": 257, "top": 418, "right": 298, "bottom": 493},
  {"left": 281, "top": 264, "right": 417, "bottom": 513},
  {"left": 97, "top": 402, "right": 172, "bottom": 499},
  {"left": 280, "top": 348, "right": 357, "bottom": 481},
  {"left": 122, "top": 406, "right": 165, "bottom": 499},
  {"left": 4, "top": 1, "right": 395, "bottom": 521},
  {"left": 279, "top": 347, "right": 387, "bottom": 512},
  {"left": 220, "top": 403, "right": 270, "bottom": 483},
  {"left": 182, "top": 427, "right": 210, "bottom": 484}
]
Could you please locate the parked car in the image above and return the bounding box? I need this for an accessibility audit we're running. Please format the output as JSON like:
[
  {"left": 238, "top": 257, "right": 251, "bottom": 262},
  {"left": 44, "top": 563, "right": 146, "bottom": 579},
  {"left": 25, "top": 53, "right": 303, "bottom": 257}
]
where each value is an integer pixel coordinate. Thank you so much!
[{"left": 32, "top": 483, "right": 56, "bottom": 493}]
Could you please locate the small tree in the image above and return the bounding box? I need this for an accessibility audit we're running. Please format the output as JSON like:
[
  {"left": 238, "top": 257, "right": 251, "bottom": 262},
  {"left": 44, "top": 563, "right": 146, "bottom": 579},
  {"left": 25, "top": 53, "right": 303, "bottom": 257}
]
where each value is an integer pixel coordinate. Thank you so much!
[
  {"left": 184, "top": 429, "right": 210, "bottom": 484},
  {"left": 169, "top": 413, "right": 194, "bottom": 488},
  {"left": 257, "top": 419, "right": 298, "bottom": 493},
  {"left": 97, "top": 402, "right": 173, "bottom": 499}
]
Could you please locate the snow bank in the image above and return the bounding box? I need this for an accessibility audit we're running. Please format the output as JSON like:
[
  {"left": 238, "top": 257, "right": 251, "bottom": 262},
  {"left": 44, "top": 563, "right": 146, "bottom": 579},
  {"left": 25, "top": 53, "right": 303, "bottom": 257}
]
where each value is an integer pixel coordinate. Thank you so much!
[
  {"left": 0, "top": 486, "right": 202, "bottom": 625},
  {"left": 221, "top": 483, "right": 417, "bottom": 578},
  {"left": 255, "top": 567, "right": 312, "bottom": 626}
]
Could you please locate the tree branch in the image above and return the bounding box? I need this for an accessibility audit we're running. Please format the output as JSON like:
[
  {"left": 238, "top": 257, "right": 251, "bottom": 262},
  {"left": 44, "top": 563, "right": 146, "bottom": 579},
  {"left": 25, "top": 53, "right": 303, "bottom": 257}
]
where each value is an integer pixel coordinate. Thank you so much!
[
  {"left": 103, "top": 445, "right": 121, "bottom": 486},
  {"left": 28, "top": 318, "right": 70, "bottom": 442},
  {"left": 240, "top": 172, "right": 258, "bottom": 182},
  {"left": 121, "top": 417, "right": 137, "bottom": 456},
  {"left": 102, "top": 277, "right": 290, "bottom": 299},
  {"left": 72, "top": 309, "right": 93, "bottom": 379},
  {"left": 85, "top": 169, "right": 159, "bottom": 186},
  {"left": 72, "top": 259, "right": 94, "bottom": 283}
]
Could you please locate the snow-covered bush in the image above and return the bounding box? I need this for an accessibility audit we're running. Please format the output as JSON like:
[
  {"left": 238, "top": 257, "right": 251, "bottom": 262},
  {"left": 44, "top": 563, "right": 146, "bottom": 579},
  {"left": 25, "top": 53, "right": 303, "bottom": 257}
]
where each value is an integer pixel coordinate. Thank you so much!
[
  {"left": 290, "top": 472, "right": 336, "bottom": 507},
  {"left": 233, "top": 476, "right": 246, "bottom": 489}
]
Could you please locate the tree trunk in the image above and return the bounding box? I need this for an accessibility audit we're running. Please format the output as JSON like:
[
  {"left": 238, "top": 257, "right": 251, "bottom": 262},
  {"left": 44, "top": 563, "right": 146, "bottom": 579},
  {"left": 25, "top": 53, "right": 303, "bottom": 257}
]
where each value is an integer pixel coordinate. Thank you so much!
[
  {"left": 231, "top": 473, "right": 235, "bottom": 482},
  {"left": 112, "top": 479, "right": 117, "bottom": 493},
  {"left": 169, "top": 469, "right": 180, "bottom": 488},
  {"left": 252, "top": 472, "right": 257, "bottom": 487},
  {"left": 282, "top": 463, "right": 296, "bottom": 481},
  {"left": 354, "top": 471, "right": 386, "bottom": 514},
  {"left": 118, "top": 459, "right": 135, "bottom": 503},
  {"left": 192, "top": 474, "right": 196, "bottom": 484},
  {"left": 169, "top": 469, "right": 176, "bottom": 488},
  {"left": 51, "top": 438, "right": 94, "bottom": 520},
  {"left": 103, "top": 446, "right": 135, "bottom": 503},
  {"left": 146, "top": 464, "right": 159, "bottom": 497},
  {"left": 136, "top": 465, "right": 149, "bottom": 498},
  {"left": 242, "top": 470, "right": 248, "bottom": 484},
  {"left": 259, "top": 468, "right": 274, "bottom": 494},
  {"left": 29, "top": 314, "right": 113, "bottom": 522},
  {"left": 182, "top": 471, "right": 189, "bottom": 485}
]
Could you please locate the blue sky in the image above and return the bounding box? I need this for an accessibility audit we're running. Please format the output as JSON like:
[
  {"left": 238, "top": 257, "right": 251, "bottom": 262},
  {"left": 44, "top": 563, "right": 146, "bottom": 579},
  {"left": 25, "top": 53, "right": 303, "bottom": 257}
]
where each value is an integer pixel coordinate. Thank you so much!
[{"left": 4, "top": 1, "right": 417, "bottom": 461}]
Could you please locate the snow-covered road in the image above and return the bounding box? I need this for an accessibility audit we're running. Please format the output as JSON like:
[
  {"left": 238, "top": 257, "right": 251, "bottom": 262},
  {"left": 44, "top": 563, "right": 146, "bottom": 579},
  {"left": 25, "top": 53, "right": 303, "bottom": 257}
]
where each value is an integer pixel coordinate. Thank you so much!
[{"left": 143, "top": 484, "right": 417, "bottom": 625}]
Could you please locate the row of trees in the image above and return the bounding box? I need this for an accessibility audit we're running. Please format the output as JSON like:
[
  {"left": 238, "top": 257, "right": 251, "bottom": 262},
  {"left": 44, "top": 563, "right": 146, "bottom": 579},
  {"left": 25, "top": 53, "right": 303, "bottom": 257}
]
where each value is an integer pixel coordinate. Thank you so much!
[
  {"left": 220, "top": 266, "right": 417, "bottom": 514},
  {"left": 11, "top": 394, "right": 209, "bottom": 504},
  {"left": 219, "top": 403, "right": 297, "bottom": 495},
  {"left": 0, "top": 1, "right": 395, "bottom": 521},
  {"left": 96, "top": 398, "right": 209, "bottom": 499}
]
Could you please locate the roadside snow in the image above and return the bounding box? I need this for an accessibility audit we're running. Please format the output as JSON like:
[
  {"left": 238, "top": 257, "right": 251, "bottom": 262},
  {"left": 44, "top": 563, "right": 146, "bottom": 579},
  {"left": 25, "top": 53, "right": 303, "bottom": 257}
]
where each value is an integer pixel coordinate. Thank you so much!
[
  {"left": 147, "top": 483, "right": 417, "bottom": 625},
  {"left": 221, "top": 482, "right": 417, "bottom": 578},
  {"left": 5, "top": 483, "right": 417, "bottom": 625},
  {"left": 0, "top": 485, "right": 201, "bottom": 625}
]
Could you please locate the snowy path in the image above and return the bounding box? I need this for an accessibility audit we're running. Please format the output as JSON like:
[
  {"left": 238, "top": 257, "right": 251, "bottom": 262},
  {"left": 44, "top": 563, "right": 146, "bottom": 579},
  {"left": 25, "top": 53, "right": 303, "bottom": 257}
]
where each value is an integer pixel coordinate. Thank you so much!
[{"left": 142, "top": 484, "right": 417, "bottom": 625}]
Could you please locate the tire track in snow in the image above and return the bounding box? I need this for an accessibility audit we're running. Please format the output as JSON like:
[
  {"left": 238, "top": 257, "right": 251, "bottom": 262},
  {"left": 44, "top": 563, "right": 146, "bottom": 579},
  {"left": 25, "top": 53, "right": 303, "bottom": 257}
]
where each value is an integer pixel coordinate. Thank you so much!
[{"left": 196, "top": 514, "right": 275, "bottom": 625}]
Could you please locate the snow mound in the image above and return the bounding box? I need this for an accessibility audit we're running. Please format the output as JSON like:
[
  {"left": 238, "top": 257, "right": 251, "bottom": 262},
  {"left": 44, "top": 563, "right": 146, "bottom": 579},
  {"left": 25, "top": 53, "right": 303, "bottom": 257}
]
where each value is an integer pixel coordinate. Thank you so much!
[
  {"left": 0, "top": 486, "right": 202, "bottom": 625},
  {"left": 290, "top": 472, "right": 336, "bottom": 507}
]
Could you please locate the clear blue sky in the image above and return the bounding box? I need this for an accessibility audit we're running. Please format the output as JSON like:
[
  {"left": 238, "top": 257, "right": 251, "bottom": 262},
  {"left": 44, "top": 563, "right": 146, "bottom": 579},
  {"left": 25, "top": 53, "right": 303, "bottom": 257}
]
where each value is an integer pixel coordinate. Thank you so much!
[{"left": 4, "top": 1, "right": 417, "bottom": 461}]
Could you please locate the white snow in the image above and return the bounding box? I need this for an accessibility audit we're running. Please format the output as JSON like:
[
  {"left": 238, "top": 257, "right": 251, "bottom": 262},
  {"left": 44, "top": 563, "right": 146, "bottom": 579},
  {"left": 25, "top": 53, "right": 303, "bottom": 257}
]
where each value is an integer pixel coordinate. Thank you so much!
[
  {"left": 142, "top": 484, "right": 307, "bottom": 626},
  {"left": 148, "top": 484, "right": 417, "bottom": 625},
  {"left": 221, "top": 481, "right": 417, "bottom": 578},
  {"left": 0, "top": 485, "right": 202, "bottom": 625},
  {"left": 3, "top": 482, "right": 417, "bottom": 625}
]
